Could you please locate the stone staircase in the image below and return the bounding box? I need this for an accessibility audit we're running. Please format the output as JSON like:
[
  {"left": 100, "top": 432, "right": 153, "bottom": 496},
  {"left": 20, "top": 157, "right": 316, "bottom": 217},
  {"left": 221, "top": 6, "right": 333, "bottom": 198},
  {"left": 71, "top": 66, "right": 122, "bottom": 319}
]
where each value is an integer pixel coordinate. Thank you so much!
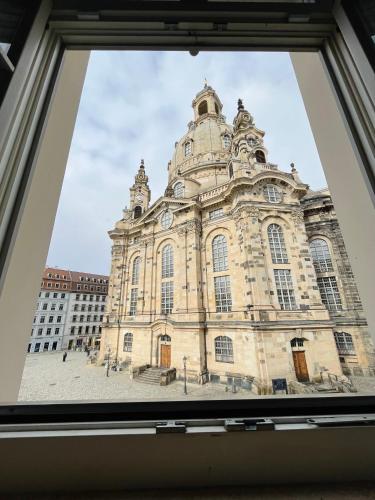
[{"left": 135, "top": 367, "right": 164, "bottom": 385}]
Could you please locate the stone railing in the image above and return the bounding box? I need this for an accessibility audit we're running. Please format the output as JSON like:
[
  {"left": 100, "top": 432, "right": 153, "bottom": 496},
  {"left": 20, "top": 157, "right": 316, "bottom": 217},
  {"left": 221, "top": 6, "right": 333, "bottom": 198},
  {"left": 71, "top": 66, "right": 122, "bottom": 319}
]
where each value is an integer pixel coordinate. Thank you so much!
[
  {"left": 199, "top": 183, "right": 229, "bottom": 202},
  {"left": 160, "top": 368, "right": 176, "bottom": 386},
  {"left": 254, "top": 162, "right": 278, "bottom": 171},
  {"left": 129, "top": 364, "right": 150, "bottom": 380}
]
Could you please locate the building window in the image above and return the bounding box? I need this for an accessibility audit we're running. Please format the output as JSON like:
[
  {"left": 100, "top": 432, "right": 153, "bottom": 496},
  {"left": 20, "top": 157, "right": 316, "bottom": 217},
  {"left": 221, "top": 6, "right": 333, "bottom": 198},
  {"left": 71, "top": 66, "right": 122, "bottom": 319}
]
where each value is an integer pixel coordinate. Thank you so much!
[
  {"left": 184, "top": 141, "right": 192, "bottom": 157},
  {"left": 40, "top": 316, "right": 45, "bottom": 323},
  {"left": 212, "top": 235, "right": 228, "bottom": 272},
  {"left": 70, "top": 327, "right": 75, "bottom": 335},
  {"left": 43, "top": 342, "right": 49, "bottom": 351},
  {"left": 317, "top": 276, "right": 342, "bottom": 310},
  {"left": 132, "top": 256, "right": 141, "bottom": 285},
  {"left": 209, "top": 208, "right": 224, "bottom": 220},
  {"left": 51, "top": 303, "right": 56, "bottom": 311},
  {"left": 85, "top": 326, "right": 90, "bottom": 334},
  {"left": 75, "top": 294, "right": 80, "bottom": 300},
  {"left": 214, "top": 276, "right": 232, "bottom": 312},
  {"left": 263, "top": 184, "right": 281, "bottom": 203},
  {"left": 255, "top": 150, "right": 266, "bottom": 163},
  {"left": 334, "top": 332, "right": 356, "bottom": 355},
  {"left": 173, "top": 182, "right": 184, "bottom": 198},
  {"left": 123, "top": 332, "right": 133, "bottom": 352},
  {"left": 162, "top": 244, "right": 174, "bottom": 278},
  {"left": 55, "top": 328, "right": 60, "bottom": 335},
  {"left": 83, "top": 294, "right": 87, "bottom": 301},
  {"left": 46, "top": 328, "right": 51, "bottom": 335},
  {"left": 78, "top": 326, "right": 82, "bottom": 334},
  {"left": 27, "top": 344, "right": 31, "bottom": 353},
  {"left": 80, "top": 315, "right": 84, "bottom": 322},
  {"left": 215, "top": 336, "right": 234, "bottom": 363},
  {"left": 129, "top": 288, "right": 138, "bottom": 316},
  {"left": 274, "top": 270, "right": 296, "bottom": 310},
  {"left": 160, "top": 210, "right": 173, "bottom": 229},
  {"left": 198, "top": 100, "right": 208, "bottom": 115},
  {"left": 268, "top": 224, "right": 288, "bottom": 263},
  {"left": 52, "top": 342, "right": 58, "bottom": 351},
  {"left": 45, "top": 292, "right": 50, "bottom": 298},
  {"left": 161, "top": 281, "right": 174, "bottom": 314},
  {"left": 37, "top": 328, "right": 43, "bottom": 336},
  {"left": 57, "top": 316, "right": 62, "bottom": 323},
  {"left": 59, "top": 303, "right": 64, "bottom": 311},
  {"left": 223, "top": 134, "right": 231, "bottom": 149},
  {"left": 34, "top": 343, "right": 41, "bottom": 353},
  {"left": 48, "top": 316, "right": 53, "bottom": 323},
  {"left": 42, "top": 303, "right": 48, "bottom": 310},
  {"left": 53, "top": 292, "right": 58, "bottom": 298},
  {"left": 87, "top": 315, "right": 91, "bottom": 322},
  {"left": 310, "top": 238, "right": 333, "bottom": 272},
  {"left": 133, "top": 205, "right": 142, "bottom": 219},
  {"left": 291, "top": 337, "right": 304, "bottom": 348}
]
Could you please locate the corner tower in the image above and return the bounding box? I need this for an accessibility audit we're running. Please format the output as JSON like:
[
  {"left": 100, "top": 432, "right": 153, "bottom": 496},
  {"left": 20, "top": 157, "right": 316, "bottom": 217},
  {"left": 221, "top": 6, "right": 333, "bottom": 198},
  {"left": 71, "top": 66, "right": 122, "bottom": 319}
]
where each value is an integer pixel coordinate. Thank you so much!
[{"left": 129, "top": 159, "right": 151, "bottom": 219}]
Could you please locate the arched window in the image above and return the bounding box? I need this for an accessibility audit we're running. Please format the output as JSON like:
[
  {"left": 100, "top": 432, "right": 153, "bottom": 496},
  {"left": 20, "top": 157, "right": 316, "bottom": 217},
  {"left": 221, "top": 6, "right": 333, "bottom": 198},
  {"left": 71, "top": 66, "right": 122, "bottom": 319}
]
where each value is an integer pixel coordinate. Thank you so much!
[
  {"left": 133, "top": 205, "right": 142, "bottom": 219},
  {"left": 263, "top": 184, "right": 281, "bottom": 203},
  {"left": 334, "top": 332, "right": 355, "bottom": 355},
  {"left": 132, "top": 256, "right": 140, "bottom": 285},
  {"left": 184, "top": 141, "right": 192, "bottom": 157},
  {"left": 162, "top": 244, "right": 174, "bottom": 278},
  {"left": 161, "top": 210, "right": 173, "bottom": 229},
  {"left": 223, "top": 134, "right": 231, "bottom": 149},
  {"left": 198, "top": 100, "right": 208, "bottom": 115},
  {"left": 160, "top": 334, "right": 171, "bottom": 342},
  {"left": 310, "top": 238, "right": 333, "bottom": 272},
  {"left": 215, "top": 336, "right": 233, "bottom": 363},
  {"left": 228, "top": 163, "right": 233, "bottom": 178},
  {"left": 268, "top": 224, "right": 288, "bottom": 264},
  {"left": 123, "top": 332, "right": 133, "bottom": 352},
  {"left": 173, "top": 182, "right": 184, "bottom": 198},
  {"left": 255, "top": 150, "right": 266, "bottom": 163},
  {"left": 291, "top": 337, "right": 305, "bottom": 348},
  {"left": 212, "top": 235, "right": 228, "bottom": 272}
]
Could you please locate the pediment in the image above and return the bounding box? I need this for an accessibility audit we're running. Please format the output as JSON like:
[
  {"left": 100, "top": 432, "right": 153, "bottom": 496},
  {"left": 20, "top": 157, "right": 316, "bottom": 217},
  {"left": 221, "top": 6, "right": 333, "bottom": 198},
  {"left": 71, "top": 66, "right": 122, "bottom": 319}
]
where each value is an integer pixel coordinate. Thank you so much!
[{"left": 130, "top": 196, "right": 192, "bottom": 226}]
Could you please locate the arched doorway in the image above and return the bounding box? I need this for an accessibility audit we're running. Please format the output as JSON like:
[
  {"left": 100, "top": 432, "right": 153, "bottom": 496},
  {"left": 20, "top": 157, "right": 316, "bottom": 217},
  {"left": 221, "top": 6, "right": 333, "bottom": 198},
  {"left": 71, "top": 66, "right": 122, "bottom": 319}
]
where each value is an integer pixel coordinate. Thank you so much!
[
  {"left": 291, "top": 337, "right": 309, "bottom": 382},
  {"left": 159, "top": 334, "right": 171, "bottom": 368}
]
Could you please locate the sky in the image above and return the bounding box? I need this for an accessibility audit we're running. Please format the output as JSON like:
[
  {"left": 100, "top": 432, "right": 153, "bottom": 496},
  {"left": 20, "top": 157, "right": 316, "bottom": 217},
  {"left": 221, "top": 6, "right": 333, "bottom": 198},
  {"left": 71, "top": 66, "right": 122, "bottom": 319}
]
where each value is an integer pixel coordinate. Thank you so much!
[{"left": 46, "top": 51, "right": 327, "bottom": 276}]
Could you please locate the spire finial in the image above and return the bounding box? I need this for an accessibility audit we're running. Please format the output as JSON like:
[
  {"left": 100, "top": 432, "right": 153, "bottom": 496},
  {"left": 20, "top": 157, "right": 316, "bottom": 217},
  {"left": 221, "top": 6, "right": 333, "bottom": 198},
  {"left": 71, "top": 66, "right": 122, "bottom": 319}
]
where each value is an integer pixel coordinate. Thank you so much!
[
  {"left": 291, "top": 162, "right": 297, "bottom": 173},
  {"left": 238, "top": 98, "right": 244, "bottom": 111},
  {"left": 204, "top": 78, "right": 208, "bottom": 88},
  {"left": 140, "top": 159, "right": 144, "bottom": 168}
]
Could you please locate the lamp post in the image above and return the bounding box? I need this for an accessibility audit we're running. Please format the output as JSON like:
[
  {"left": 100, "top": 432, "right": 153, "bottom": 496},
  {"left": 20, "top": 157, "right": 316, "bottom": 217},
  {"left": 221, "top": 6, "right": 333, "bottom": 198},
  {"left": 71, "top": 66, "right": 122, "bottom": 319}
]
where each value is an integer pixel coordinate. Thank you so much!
[
  {"left": 106, "top": 347, "right": 111, "bottom": 377},
  {"left": 183, "top": 356, "right": 187, "bottom": 395}
]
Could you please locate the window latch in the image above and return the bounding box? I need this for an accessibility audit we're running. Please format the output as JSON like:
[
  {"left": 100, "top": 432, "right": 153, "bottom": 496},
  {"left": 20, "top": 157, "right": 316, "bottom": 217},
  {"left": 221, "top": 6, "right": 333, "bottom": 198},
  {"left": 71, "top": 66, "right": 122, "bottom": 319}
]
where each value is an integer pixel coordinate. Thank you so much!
[
  {"left": 225, "top": 418, "right": 275, "bottom": 432},
  {"left": 155, "top": 421, "right": 186, "bottom": 434}
]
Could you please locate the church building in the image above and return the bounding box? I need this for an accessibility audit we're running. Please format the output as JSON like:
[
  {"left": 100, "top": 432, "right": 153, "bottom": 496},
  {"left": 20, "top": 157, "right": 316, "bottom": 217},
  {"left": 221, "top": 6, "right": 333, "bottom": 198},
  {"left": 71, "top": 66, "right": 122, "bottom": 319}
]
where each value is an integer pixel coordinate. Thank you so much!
[{"left": 99, "top": 84, "right": 374, "bottom": 392}]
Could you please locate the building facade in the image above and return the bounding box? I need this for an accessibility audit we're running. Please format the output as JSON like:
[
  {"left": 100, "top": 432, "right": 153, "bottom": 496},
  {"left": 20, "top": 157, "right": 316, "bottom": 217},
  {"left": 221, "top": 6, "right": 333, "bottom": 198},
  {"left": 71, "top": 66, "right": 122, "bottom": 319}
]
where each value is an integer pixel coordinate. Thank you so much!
[
  {"left": 99, "top": 85, "right": 374, "bottom": 391},
  {"left": 29, "top": 267, "right": 109, "bottom": 353}
]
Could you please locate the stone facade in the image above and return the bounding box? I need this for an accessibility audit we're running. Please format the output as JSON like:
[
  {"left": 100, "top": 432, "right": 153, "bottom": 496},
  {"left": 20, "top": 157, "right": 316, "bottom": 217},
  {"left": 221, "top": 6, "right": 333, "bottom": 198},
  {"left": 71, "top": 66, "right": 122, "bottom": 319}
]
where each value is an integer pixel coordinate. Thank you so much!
[{"left": 99, "top": 85, "right": 374, "bottom": 392}]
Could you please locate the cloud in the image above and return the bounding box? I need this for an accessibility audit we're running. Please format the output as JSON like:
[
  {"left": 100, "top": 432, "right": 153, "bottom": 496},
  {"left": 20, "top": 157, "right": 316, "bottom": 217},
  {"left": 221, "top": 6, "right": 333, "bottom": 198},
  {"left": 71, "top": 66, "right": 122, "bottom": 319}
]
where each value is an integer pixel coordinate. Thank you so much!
[{"left": 47, "top": 51, "right": 326, "bottom": 275}]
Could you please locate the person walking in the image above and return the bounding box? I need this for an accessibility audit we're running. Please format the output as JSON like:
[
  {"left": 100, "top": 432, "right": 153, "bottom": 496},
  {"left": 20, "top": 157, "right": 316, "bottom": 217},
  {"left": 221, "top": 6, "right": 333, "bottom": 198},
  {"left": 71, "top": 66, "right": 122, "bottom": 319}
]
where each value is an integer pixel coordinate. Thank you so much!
[{"left": 62, "top": 351, "right": 67, "bottom": 362}]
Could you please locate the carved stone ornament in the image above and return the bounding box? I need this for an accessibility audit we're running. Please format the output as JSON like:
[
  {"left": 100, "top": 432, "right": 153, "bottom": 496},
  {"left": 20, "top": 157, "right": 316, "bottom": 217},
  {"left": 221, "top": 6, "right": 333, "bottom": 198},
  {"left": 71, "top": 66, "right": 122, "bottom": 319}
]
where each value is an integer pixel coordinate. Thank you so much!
[{"left": 291, "top": 209, "right": 304, "bottom": 225}]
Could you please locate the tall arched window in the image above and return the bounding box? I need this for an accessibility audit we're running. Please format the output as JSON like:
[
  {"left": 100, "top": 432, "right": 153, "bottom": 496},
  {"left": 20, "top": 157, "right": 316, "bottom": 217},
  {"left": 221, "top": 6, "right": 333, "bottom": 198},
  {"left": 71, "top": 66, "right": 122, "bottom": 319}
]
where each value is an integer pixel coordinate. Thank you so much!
[
  {"left": 123, "top": 332, "right": 133, "bottom": 352},
  {"left": 212, "top": 235, "right": 228, "bottom": 272},
  {"left": 310, "top": 238, "right": 333, "bottom": 272},
  {"left": 198, "top": 100, "right": 208, "bottom": 115},
  {"left": 223, "top": 134, "right": 231, "bottom": 149},
  {"left": 255, "top": 150, "right": 266, "bottom": 163},
  {"left": 162, "top": 244, "right": 174, "bottom": 278},
  {"left": 215, "top": 336, "right": 233, "bottom": 363},
  {"left": 334, "top": 332, "right": 355, "bottom": 355},
  {"left": 133, "top": 205, "right": 142, "bottom": 219},
  {"left": 173, "top": 182, "right": 184, "bottom": 198},
  {"left": 184, "top": 141, "right": 192, "bottom": 157},
  {"left": 268, "top": 224, "right": 288, "bottom": 263},
  {"left": 132, "top": 256, "right": 140, "bottom": 285}
]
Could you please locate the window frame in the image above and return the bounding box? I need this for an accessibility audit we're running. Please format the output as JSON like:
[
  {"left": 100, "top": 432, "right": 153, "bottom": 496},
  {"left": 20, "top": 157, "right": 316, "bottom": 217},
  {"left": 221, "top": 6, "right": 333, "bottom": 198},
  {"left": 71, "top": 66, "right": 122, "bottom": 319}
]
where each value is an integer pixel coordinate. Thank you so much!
[{"left": 0, "top": 0, "right": 374, "bottom": 431}]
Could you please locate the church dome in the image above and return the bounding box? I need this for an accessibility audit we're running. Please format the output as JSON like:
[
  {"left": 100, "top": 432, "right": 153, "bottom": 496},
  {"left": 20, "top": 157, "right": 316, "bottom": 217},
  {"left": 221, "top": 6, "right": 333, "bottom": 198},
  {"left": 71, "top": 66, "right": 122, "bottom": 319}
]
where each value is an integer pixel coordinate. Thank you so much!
[{"left": 168, "top": 84, "right": 233, "bottom": 186}]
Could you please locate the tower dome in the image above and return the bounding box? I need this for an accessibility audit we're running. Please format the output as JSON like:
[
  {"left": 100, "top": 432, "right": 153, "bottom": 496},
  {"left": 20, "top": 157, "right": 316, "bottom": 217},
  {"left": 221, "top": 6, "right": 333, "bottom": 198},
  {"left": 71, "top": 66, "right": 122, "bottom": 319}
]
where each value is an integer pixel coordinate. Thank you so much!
[{"left": 168, "top": 83, "right": 233, "bottom": 191}]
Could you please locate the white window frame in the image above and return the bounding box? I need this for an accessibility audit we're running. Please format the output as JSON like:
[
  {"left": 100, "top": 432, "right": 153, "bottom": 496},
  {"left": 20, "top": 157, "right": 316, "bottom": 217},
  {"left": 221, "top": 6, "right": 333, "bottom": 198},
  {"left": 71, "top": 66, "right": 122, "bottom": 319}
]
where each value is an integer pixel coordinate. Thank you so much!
[
  {"left": 274, "top": 269, "right": 297, "bottom": 310},
  {"left": 214, "top": 275, "right": 232, "bottom": 313}
]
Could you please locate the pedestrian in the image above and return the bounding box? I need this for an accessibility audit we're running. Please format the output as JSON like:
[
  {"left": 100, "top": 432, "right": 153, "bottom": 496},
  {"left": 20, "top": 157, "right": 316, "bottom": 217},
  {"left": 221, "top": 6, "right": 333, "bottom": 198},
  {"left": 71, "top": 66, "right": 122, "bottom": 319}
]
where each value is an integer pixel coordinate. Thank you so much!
[
  {"left": 62, "top": 351, "right": 67, "bottom": 362},
  {"left": 86, "top": 347, "right": 90, "bottom": 357}
]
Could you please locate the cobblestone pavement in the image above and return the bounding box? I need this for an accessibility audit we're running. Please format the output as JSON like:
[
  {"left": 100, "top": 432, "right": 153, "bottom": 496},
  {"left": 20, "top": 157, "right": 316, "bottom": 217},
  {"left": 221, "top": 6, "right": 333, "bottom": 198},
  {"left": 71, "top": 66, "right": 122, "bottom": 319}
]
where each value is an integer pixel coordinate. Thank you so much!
[{"left": 18, "top": 352, "right": 256, "bottom": 402}]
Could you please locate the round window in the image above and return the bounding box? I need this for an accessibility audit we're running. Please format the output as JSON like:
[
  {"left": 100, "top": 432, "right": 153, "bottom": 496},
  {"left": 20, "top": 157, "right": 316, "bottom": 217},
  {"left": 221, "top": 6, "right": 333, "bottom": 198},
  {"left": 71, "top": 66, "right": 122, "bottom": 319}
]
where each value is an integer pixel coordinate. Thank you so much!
[{"left": 161, "top": 210, "right": 173, "bottom": 229}]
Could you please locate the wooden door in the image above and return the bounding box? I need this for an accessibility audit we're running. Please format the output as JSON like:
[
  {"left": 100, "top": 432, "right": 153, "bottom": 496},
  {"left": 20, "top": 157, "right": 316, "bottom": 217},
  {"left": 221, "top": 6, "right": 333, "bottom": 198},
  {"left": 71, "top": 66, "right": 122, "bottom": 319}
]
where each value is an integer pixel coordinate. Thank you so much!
[
  {"left": 160, "top": 344, "right": 171, "bottom": 368},
  {"left": 293, "top": 351, "right": 309, "bottom": 382}
]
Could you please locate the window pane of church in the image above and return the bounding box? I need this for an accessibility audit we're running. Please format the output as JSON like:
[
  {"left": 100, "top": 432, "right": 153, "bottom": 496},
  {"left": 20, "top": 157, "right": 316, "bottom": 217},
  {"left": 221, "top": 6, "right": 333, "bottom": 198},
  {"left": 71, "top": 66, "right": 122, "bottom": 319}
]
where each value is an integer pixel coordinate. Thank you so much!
[
  {"left": 317, "top": 277, "right": 342, "bottom": 310},
  {"left": 161, "top": 281, "right": 173, "bottom": 314},
  {"left": 161, "top": 211, "right": 173, "bottom": 229},
  {"left": 132, "top": 257, "right": 140, "bottom": 285},
  {"left": 223, "top": 135, "right": 231, "bottom": 149},
  {"left": 268, "top": 224, "right": 288, "bottom": 263},
  {"left": 215, "top": 336, "right": 234, "bottom": 363},
  {"left": 264, "top": 184, "right": 281, "bottom": 203},
  {"left": 209, "top": 208, "right": 224, "bottom": 220},
  {"left": 123, "top": 333, "right": 133, "bottom": 352},
  {"left": 310, "top": 239, "right": 333, "bottom": 272},
  {"left": 184, "top": 141, "right": 191, "bottom": 156},
  {"left": 334, "top": 332, "right": 355, "bottom": 355},
  {"left": 162, "top": 245, "right": 174, "bottom": 278},
  {"left": 214, "top": 276, "right": 232, "bottom": 312},
  {"left": 173, "top": 182, "right": 184, "bottom": 198},
  {"left": 274, "top": 270, "right": 296, "bottom": 310},
  {"left": 129, "top": 288, "right": 138, "bottom": 316},
  {"left": 212, "top": 235, "right": 228, "bottom": 272}
]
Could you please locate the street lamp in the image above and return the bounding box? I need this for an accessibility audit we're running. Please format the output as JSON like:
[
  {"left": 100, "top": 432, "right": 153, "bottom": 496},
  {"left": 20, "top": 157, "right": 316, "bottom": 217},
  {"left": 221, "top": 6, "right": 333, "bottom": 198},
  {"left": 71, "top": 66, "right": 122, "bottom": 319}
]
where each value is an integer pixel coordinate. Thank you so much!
[
  {"left": 105, "top": 347, "right": 111, "bottom": 377},
  {"left": 183, "top": 356, "right": 187, "bottom": 395}
]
